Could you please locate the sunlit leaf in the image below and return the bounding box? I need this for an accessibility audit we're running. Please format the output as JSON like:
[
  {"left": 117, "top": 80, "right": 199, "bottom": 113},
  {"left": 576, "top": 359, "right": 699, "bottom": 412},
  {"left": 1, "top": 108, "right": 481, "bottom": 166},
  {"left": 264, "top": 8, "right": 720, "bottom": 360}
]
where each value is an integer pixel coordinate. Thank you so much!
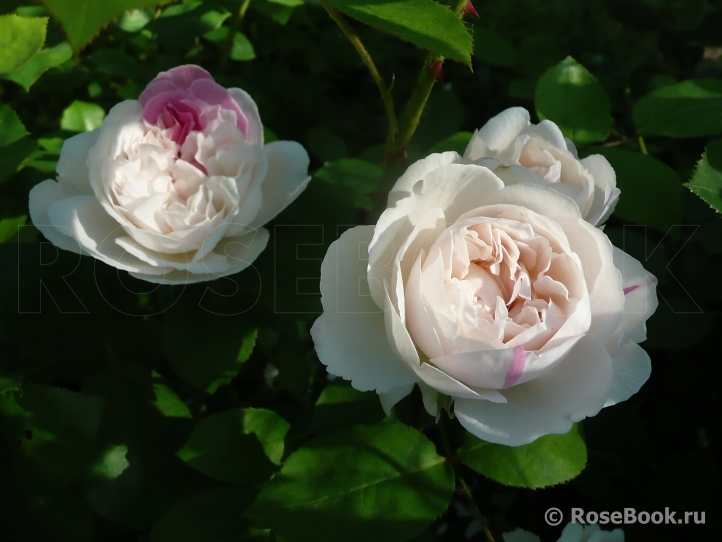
[
  {"left": 0, "top": 14, "right": 47, "bottom": 74},
  {"left": 4, "top": 42, "right": 72, "bottom": 90},
  {"left": 246, "top": 422, "right": 454, "bottom": 542},
  {"left": 0, "top": 215, "right": 27, "bottom": 243},
  {"left": 60, "top": 100, "right": 106, "bottom": 132},
  {"left": 535, "top": 56, "right": 612, "bottom": 144},
  {"left": 457, "top": 424, "right": 587, "bottom": 489},
  {"left": 684, "top": 139, "right": 722, "bottom": 214},
  {"left": 40, "top": 0, "right": 174, "bottom": 51},
  {"left": 325, "top": 0, "right": 472, "bottom": 65},
  {"left": 0, "top": 104, "right": 28, "bottom": 147}
]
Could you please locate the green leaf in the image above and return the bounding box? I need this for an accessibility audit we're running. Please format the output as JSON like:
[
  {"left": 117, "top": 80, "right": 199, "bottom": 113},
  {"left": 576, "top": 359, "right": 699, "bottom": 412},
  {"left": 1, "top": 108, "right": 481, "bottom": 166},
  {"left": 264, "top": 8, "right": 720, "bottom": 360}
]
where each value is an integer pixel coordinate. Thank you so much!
[
  {"left": 472, "top": 27, "right": 517, "bottom": 67},
  {"left": 4, "top": 42, "right": 72, "bottom": 90},
  {"left": 0, "top": 15, "right": 47, "bottom": 75},
  {"left": 315, "top": 158, "right": 382, "bottom": 210},
  {"left": 535, "top": 56, "right": 612, "bottom": 144},
  {"left": 267, "top": 0, "right": 304, "bottom": 6},
  {"left": 177, "top": 408, "right": 290, "bottom": 484},
  {"left": 633, "top": 79, "right": 722, "bottom": 138},
  {"left": 427, "top": 131, "right": 473, "bottom": 155},
  {"left": 457, "top": 424, "right": 587, "bottom": 489},
  {"left": 309, "top": 385, "right": 385, "bottom": 434},
  {"left": 0, "top": 374, "right": 22, "bottom": 393},
  {"left": 246, "top": 422, "right": 455, "bottom": 542},
  {"left": 149, "top": 487, "right": 261, "bottom": 542},
  {"left": 0, "top": 104, "right": 28, "bottom": 147},
  {"left": 93, "top": 444, "right": 130, "bottom": 480},
  {"left": 163, "top": 313, "right": 258, "bottom": 392},
  {"left": 0, "top": 215, "right": 27, "bottom": 243},
  {"left": 151, "top": 383, "right": 192, "bottom": 419},
  {"left": 60, "top": 100, "right": 106, "bottom": 132},
  {"left": 325, "top": 0, "right": 472, "bottom": 65},
  {"left": 0, "top": 137, "right": 38, "bottom": 184},
  {"left": 231, "top": 31, "right": 256, "bottom": 61},
  {"left": 684, "top": 139, "right": 722, "bottom": 214},
  {"left": 584, "top": 146, "right": 684, "bottom": 232},
  {"left": 40, "top": 0, "right": 174, "bottom": 51}
]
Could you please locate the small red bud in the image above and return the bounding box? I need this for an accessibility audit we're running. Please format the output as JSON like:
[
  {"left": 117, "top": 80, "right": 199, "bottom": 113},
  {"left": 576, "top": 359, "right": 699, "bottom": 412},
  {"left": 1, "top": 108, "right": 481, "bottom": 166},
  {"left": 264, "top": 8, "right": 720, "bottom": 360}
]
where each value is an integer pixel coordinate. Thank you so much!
[
  {"left": 429, "top": 60, "right": 444, "bottom": 83},
  {"left": 463, "top": 1, "right": 479, "bottom": 18}
]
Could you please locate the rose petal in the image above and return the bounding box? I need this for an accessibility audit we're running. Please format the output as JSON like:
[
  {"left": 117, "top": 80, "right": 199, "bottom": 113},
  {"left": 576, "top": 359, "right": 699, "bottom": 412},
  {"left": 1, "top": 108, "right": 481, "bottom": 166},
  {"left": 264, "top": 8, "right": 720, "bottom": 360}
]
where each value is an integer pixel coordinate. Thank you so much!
[
  {"left": 581, "top": 154, "right": 620, "bottom": 226},
  {"left": 310, "top": 226, "right": 417, "bottom": 394},
  {"left": 455, "top": 334, "right": 613, "bottom": 445},
  {"left": 29, "top": 180, "right": 85, "bottom": 254},
  {"left": 604, "top": 341, "right": 651, "bottom": 407},
  {"left": 464, "top": 107, "right": 530, "bottom": 160},
  {"left": 249, "top": 141, "right": 311, "bottom": 228},
  {"left": 388, "top": 151, "right": 463, "bottom": 206},
  {"left": 56, "top": 130, "right": 99, "bottom": 196}
]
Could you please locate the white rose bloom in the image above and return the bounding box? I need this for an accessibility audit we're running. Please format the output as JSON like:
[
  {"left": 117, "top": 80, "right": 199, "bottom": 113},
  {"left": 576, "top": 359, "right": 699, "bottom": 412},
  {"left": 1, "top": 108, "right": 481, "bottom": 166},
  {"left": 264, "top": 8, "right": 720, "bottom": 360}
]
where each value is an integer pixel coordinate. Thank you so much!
[
  {"left": 503, "top": 523, "right": 625, "bottom": 542},
  {"left": 463, "top": 107, "right": 619, "bottom": 226},
  {"left": 311, "top": 153, "right": 657, "bottom": 446},
  {"left": 29, "top": 65, "right": 310, "bottom": 284}
]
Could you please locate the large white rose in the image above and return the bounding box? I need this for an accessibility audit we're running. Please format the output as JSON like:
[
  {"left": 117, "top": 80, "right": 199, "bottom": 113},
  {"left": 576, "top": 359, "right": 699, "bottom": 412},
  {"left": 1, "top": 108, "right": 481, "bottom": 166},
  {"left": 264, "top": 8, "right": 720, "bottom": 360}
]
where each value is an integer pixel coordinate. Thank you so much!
[
  {"left": 462, "top": 107, "right": 619, "bottom": 226},
  {"left": 29, "top": 65, "right": 310, "bottom": 284},
  {"left": 311, "top": 153, "right": 657, "bottom": 446}
]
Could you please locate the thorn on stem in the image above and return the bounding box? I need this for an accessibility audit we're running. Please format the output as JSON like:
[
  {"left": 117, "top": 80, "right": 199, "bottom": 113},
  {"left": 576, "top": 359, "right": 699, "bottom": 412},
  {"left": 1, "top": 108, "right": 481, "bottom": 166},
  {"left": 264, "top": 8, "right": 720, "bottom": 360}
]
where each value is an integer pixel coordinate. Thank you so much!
[
  {"left": 429, "top": 60, "right": 444, "bottom": 83},
  {"left": 463, "top": 1, "right": 479, "bottom": 18}
]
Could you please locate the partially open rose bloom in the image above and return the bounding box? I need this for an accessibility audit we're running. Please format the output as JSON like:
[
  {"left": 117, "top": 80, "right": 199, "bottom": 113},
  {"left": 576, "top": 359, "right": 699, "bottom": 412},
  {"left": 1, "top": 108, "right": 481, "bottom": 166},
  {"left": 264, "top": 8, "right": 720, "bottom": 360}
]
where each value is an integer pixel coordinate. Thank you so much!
[
  {"left": 311, "top": 154, "right": 657, "bottom": 446},
  {"left": 462, "top": 107, "right": 619, "bottom": 226},
  {"left": 29, "top": 65, "right": 310, "bottom": 283}
]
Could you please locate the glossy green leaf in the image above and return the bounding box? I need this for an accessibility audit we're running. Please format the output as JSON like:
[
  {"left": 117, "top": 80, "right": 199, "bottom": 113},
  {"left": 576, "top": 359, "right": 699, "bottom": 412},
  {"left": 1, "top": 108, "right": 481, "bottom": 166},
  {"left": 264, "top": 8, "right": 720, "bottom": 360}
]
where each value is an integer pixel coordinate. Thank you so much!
[
  {"left": 177, "top": 408, "right": 289, "bottom": 484},
  {"left": 151, "top": 383, "right": 192, "bottom": 419},
  {"left": 473, "top": 27, "right": 517, "bottom": 67},
  {"left": 457, "top": 424, "right": 587, "bottom": 489},
  {"left": 163, "top": 314, "right": 258, "bottom": 392},
  {"left": 246, "top": 422, "right": 455, "bottom": 542},
  {"left": 40, "top": 0, "right": 174, "bottom": 51},
  {"left": 0, "top": 15, "right": 47, "bottom": 74},
  {"left": 633, "top": 79, "right": 722, "bottom": 138},
  {"left": 149, "top": 487, "right": 261, "bottom": 542},
  {"left": 535, "top": 56, "right": 612, "bottom": 144},
  {"left": 684, "top": 139, "right": 722, "bottom": 214},
  {"left": 231, "top": 31, "right": 256, "bottom": 61},
  {"left": 93, "top": 444, "right": 130, "bottom": 480},
  {"left": 325, "top": 0, "right": 472, "bottom": 65},
  {"left": 4, "top": 42, "right": 72, "bottom": 90},
  {"left": 60, "top": 100, "right": 106, "bottom": 132},
  {"left": 314, "top": 158, "right": 382, "bottom": 210},
  {"left": 584, "top": 146, "right": 684, "bottom": 232},
  {"left": 0, "top": 104, "right": 28, "bottom": 147},
  {"left": 309, "top": 385, "right": 386, "bottom": 434},
  {"left": 0, "top": 215, "right": 27, "bottom": 243},
  {"left": 0, "top": 137, "right": 38, "bottom": 184}
]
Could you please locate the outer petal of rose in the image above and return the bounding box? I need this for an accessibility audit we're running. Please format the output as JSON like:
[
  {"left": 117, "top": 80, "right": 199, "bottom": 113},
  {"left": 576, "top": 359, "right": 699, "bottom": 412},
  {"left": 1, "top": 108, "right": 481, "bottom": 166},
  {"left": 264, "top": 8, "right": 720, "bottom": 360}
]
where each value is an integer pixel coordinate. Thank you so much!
[
  {"left": 559, "top": 217, "right": 624, "bottom": 344},
  {"left": 502, "top": 529, "right": 542, "bottom": 542},
  {"left": 610, "top": 247, "right": 658, "bottom": 346},
  {"left": 369, "top": 164, "right": 505, "bottom": 309},
  {"left": 56, "top": 130, "right": 99, "bottom": 196},
  {"left": 29, "top": 180, "right": 85, "bottom": 254},
  {"left": 128, "top": 228, "right": 269, "bottom": 284},
  {"left": 522, "top": 119, "right": 567, "bottom": 149},
  {"left": 581, "top": 154, "right": 620, "bottom": 226},
  {"left": 383, "top": 286, "right": 507, "bottom": 403},
  {"left": 249, "top": 141, "right": 310, "bottom": 228},
  {"left": 493, "top": 182, "right": 582, "bottom": 222},
  {"left": 604, "top": 341, "right": 651, "bottom": 407},
  {"left": 454, "top": 334, "right": 613, "bottom": 446},
  {"left": 387, "top": 151, "right": 463, "bottom": 205},
  {"left": 464, "top": 107, "right": 530, "bottom": 160},
  {"left": 430, "top": 335, "right": 582, "bottom": 390},
  {"left": 310, "top": 226, "right": 417, "bottom": 394},
  {"left": 228, "top": 88, "right": 264, "bottom": 146},
  {"left": 378, "top": 383, "right": 415, "bottom": 415},
  {"left": 46, "top": 195, "right": 168, "bottom": 276}
]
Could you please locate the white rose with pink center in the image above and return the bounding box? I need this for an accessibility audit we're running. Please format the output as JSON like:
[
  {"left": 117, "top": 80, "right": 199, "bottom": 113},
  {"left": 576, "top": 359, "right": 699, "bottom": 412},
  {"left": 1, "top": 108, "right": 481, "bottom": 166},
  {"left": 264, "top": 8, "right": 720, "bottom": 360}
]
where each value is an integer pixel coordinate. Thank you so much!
[
  {"left": 29, "top": 65, "right": 310, "bottom": 284},
  {"left": 311, "top": 153, "right": 657, "bottom": 446}
]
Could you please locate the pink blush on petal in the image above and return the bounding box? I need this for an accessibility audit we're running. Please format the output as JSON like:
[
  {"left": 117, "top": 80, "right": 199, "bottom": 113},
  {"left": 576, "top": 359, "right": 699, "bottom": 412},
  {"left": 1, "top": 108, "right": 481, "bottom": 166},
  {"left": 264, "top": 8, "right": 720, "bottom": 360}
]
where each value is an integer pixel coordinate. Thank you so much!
[
  {"left": 502, "top": 346, "right": 528, "bottom": 388},
  {"left": 623, "top": 284, "right": 640, "bottom": 295}
]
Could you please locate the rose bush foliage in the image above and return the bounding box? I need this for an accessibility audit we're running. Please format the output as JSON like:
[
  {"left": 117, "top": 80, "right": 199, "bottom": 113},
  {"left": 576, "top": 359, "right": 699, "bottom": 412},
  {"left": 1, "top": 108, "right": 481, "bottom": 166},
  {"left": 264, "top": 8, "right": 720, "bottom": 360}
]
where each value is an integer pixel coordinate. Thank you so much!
[
  {"left": 312, "top": 152, "right": 657, "bottom": 446},
  {"left": 29, "top": 65, "right": 310, "bottom": 284}
]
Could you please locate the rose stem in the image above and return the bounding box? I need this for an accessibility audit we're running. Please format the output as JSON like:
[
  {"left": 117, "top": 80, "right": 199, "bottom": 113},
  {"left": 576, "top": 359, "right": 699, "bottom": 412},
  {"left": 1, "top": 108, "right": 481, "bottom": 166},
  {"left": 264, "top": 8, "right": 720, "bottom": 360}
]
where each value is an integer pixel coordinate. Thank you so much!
[
  {"left": 438, "top": 413, "right": 496, "bottom": 542},
  {"left": 318, "top": 0, "right": 398, "bottom": 152},
  {"left": 367, "top": 0, "right": 470, "bottom": 222}
]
